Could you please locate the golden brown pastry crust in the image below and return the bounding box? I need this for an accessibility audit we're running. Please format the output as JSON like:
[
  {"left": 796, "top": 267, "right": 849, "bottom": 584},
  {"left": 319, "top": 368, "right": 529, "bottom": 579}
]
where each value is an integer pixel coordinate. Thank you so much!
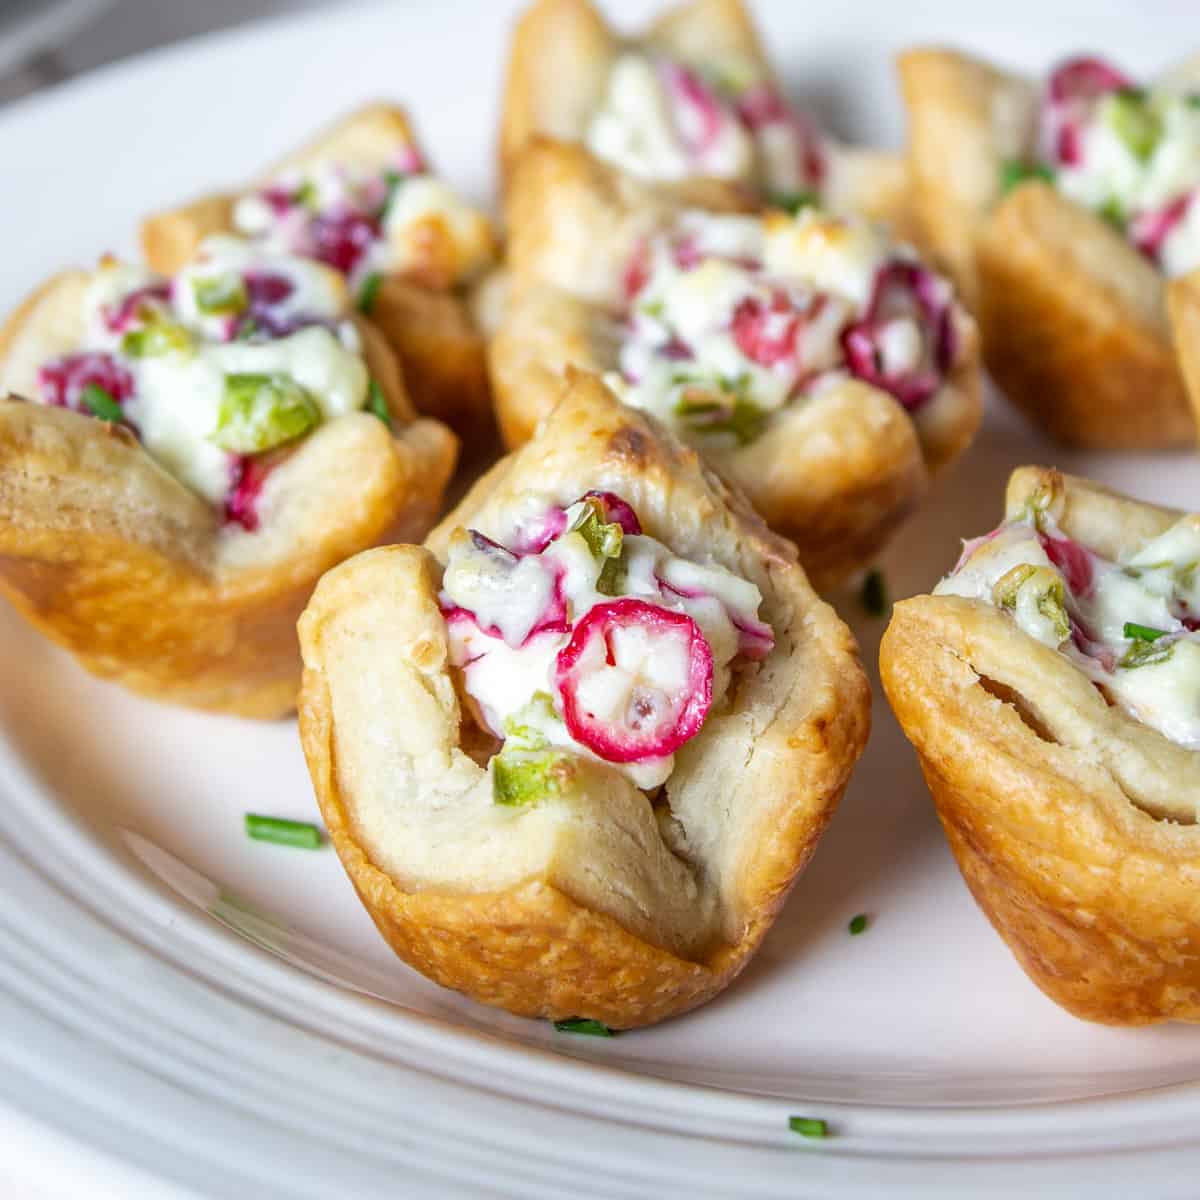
[
  {"left": 491, "top": 140, "right": 981, "bottom": 588},
  {"left": 0, "top": 269, "right": 458, "bottom": 718},
  {"left": 139, "top": 103, "right": 494, "bottom": 443},
  {"left": 881, "top": 466, "right": 1200, "bottom": 1024},
  {"left": 897, "top": 48, "right": 1195, "bottom": 449},
  {"left": 298, "top": 372, "right": 870, "bottom": 1026},
  {"left": 1168, "top": 268, "right": 1200, "bottom": 431}
]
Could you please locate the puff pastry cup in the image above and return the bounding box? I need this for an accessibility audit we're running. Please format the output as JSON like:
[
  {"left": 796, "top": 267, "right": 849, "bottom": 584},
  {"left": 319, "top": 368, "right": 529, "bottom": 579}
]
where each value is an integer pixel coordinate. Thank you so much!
[
  {"left": 297, "top": 372, "right": 870, "bottom": 1028},
  {"left": 881, "top": 466, "right": 1200, "bottom": 1024},
  {"left": 0, "top": 251, "right": 457, "bottom": 718},
  {"left": 499, "top": 0, "right": 912, "bottom": 230},
  {"left": 897, "top": 48, "right": 1200, "bottom": 449},
  {"left": 141, "top": 103, "right": 497, "bottom": 446},
  {"left": 490, "top": 140, "right": 981, "bottom": 590}
]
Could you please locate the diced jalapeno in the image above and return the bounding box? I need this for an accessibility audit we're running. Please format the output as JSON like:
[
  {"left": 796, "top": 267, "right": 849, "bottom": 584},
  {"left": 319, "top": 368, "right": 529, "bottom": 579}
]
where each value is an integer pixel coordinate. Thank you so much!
[
  {"left": 1120, "top": 638, "right": 1175, "bottom": 669},
  {"left": 1101, "top": 90, "right": 1162, "bottom": 162},
  {"left": 565, "top": 497, "right": 627, "bottom": 596},
  {"left": 993, "top": 564, "right": 1070, "bottom": 646},
  {"left": 212, "top": 373, "right": 320, "bottom": 453},
  {"left": 673, "top": 377, "right": 765, "bottom": 445},
  {"left": 492, "top": 747, "right": 569, "bottom": 806},
  {"left": 122, "top": 321, "right": 193, "bottom": 358},
  {"left": 192, "top": 274, "right": 249, "bottom": 316}
]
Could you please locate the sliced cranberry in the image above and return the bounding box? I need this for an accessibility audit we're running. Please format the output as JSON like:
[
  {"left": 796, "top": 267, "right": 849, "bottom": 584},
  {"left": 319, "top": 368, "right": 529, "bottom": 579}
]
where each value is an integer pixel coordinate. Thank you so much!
[
  {"left": 1130, "top": 192, "right": 1194, "bottom": 262},
  {"left": 394, "top": 145, "right": 426, "bottom": 174},
  {"left": 1040, "top": 533, "right": 1094, "bottom": 597},
  {"left": 224, "top": 454, "right": 278, "bottom": 531},
  {"left": 660, "top": 61, "right": 726, "bottom": 159},
  {"left": 579, "top": 491, "right": 642, "bottom": 535},
  {"left": 673, "top": 235, "right": 702, "bottom": 271},
  {"left": 245, "top": 271, "right": 295, "bottom": 307},
  {"left": 309, "top": 209, "right": 381, "bottom": 276},
  {"left": 735, "top": 83, "right": 826, "bottom": 187},
  {"left": 732, "top": 292, "right": 800, "bottom": 366},
  {"left": 658, "top": 337, "right": 694, "bottom": 361},
  {"left": 1055, "top": 120, "right": 1084, "bottom": 167},
  {"left": 38, "top": 352, "right": 135, "bottom": 413},
  {"left": 623, "top": 241, "right": 650, "bottom": 300},
  {"left": 513, "top": 506, "right": 569, "bottom": 555},
  {"left": 841, "top": 261, "right": 955, "bottom": 411},
  {"left": 556, "top": 598, "right": 713, "bottom": 763},
  {"left": 1048, "top": 57, "right": 1131, "bottom": 105},
  {"left": 261, "top": 185, "right": 299, "bottom": 216},
  {"left": 103, "top": 283, "right": 172, "bottom": 333},
  {"left": 732, "top": 614, "right": 775, "bottom": 660}
]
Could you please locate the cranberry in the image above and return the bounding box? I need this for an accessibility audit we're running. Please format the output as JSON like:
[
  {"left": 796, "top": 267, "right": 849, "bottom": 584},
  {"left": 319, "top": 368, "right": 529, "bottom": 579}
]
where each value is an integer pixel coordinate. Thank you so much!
[
  {"left": 1130, "top": 192, "right": 1194, "bottom": 262},
  {"left": 244, "top": 271, "right": 295, "bottom": 307},
  {"left": 732, "top": 293, "right": 800, "bottom": 366},
  {"left": 660, "top": 61, "right": 726, "bottom": 158},
  {"left": 1048, "top": 57, "right": 1131, "bottom": 105},
  {"left": 38, "top": 352, "right": 135, "bottom": 412},
  {"left": 623, "top": 242, "right": 650, "bottom": 301},
  {"left": 1040, "top": 533, "right": 1094, "bottom": 597},
  {"left": 224, "top": 454, "right": 278, "bottom": 531},
  {"left": 309, "top": 209, "right": 381, "bottom": 276},
  {"left": 734, "top": 84, "right": 826, "bottom": 186},
  {"left": 103, "top": 283, "right": 171, "bottom": 333}
]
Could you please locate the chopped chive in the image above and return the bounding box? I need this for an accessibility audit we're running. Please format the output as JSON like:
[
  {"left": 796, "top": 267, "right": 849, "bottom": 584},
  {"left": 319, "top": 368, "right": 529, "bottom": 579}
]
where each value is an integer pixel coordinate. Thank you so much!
[
  {"left": 237, "top": 318, "right": 259, "bottom": 342},
  {"left": 553, "top": 1017, "right": 614, "bottom": 1037},
  {"left": 81, "top": 383, "right": 124, "bottom": 423},
  {"left": 1124, "top": 621, "right": 1167, "bottom": 642},
  {"left": 999, "top": 159, "right": 1054, "bottom": 194},
  {"left": 367, "top": 379, "right": 393, "bottom": 430},
  {"left": 848, "top": 913, "right": 869, "bottom": 936},
  {"left": 769, "top": 189, "right": 819, "bottom": 216},
  {"left": 1188, "top": 95, "right": 1200, "bottom": 110},
  {"left": 357, "top": 271, "right": 383, "bottom": 314},
  {"left": 789, "top": 1116, "right": 828, "bottom": 1139},
  {"left": 860, "top": 569, "right": 888, "bottom": 617},
  {"left": 244, "top": 813, "right": 323, "bottom": 849}
]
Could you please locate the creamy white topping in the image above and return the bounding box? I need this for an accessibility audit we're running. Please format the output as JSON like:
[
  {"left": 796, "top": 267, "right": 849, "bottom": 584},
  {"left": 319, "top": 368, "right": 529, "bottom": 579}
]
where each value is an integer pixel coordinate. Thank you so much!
[
  {"left": 608, "top": 207, "right": 947, "bottom": 447},
  {"left": 583, "top": 50, "right": 826, "bottom": 199},
  {"left": 442, "top": 495, "right": 770, "bottom": 792},
  {"left": 1037, "top": 63, "right": 1200, "bottom": 275},
  {"left": 233, "top": 155, "right": 493, "bottom": 287},
  {"left": 40, "top": 237, "right": 367, "bottom": 507},
  {"left": 938, "top": 510, "right": 1200, "bottom": 747}
]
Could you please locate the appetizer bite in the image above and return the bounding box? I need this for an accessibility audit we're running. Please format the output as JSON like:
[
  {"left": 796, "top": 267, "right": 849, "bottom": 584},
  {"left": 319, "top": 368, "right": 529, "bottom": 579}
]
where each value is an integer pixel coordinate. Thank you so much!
[
  {"left": 492, "top": 142, "right": 981, "bottom": 588},
  {"left": 882, "top": 467, "right": 1200, "bottom": 1024},
  {"left": 898, "top": 49, "right": 1200, "bottom": 448},
  {"left": 500, "top": 0, "right": 910, "bottom": 227},
  {"left": 141, "top": 104, "right": 496, "bottom": 443},
  {"left": 297, "top": 373, "right": 870, "bottom": 1028},
  {"left": 0, "top": 237, "right": 457, "bottom": 717}
]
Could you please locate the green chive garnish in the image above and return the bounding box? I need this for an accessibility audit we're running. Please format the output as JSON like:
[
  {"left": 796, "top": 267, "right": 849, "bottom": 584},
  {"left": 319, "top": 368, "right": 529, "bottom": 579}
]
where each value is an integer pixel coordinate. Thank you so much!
[
  {"left": 848, "top": 913, "right": 869, "bottom": 936},
  {"left": 789, "top": 1116, "right": 828, "bottom": 1139},
  {"left": 553, "top": 1018, "right": 614, "bottom": 1037},
  {"left": 367, "top": 379, "right": 392, "bottom": 430},
  {"left": 357, "top": 271, "right": 383, "bottom": 314},
  {"left": 861, "top": 569, "right": 888, "bottom": 617},
  {"left": 244, "top": 813, "right": 323, "bottom": 849},
  {"left": 237, "top": 318, "right": 259, "bottom": 342},
  {"left": 999, "top": 159, "right": 1054, "bottom": 194},
  {"left": 769, "top": 190, "right": 819, "bottom": 216},
  {"left": 1124, "top": 621, "right": 1168, "bottom": 642},
  {"left": 81, "top": 383, "right": 124, "bottom": 423}
]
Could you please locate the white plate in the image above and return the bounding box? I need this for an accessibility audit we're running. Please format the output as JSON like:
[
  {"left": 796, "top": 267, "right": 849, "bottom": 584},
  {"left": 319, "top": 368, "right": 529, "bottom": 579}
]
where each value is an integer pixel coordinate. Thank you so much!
[{"left": 2, "top": 1, "right": 1199, "bottom": 1195}]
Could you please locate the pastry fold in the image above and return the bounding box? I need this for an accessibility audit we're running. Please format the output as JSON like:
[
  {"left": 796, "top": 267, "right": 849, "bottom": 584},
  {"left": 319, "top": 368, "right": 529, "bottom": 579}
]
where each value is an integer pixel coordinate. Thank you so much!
[
  {"left": 881, "top": 467, "right": 1200, "bottom": 1024},
  {"left": 897, "top": 48, "right": 1195, "bottom": 448},
  {"left": 140, "top": 104, "right": 495, "bottom": 446},
  {"left": 0, "top": 269, "right": 457, "bottom": 717},
  {"left": 297, "top": 372, "right": 870, "bottom": 1027},
  {"left": 490, "top": 140, "right": 980, "bottom": 589}
]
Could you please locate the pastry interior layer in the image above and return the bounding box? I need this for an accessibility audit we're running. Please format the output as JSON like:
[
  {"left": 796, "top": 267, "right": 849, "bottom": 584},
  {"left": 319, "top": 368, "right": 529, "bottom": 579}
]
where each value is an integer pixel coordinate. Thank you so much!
[
  {"left": 311, "top": 378, "right": 870, "bottom": 964},
  {"left": 0, "top": 237, "right": 395, "bottom": 534},
  {"left": 1003, "top": 56, "right": 1200, "bottom": 276},
  {"left": 604, "top": 205, "right": 966, "bottom": 451},
  {"left": 939, "top": 474, "right": 1200, "bottom": 767}
]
